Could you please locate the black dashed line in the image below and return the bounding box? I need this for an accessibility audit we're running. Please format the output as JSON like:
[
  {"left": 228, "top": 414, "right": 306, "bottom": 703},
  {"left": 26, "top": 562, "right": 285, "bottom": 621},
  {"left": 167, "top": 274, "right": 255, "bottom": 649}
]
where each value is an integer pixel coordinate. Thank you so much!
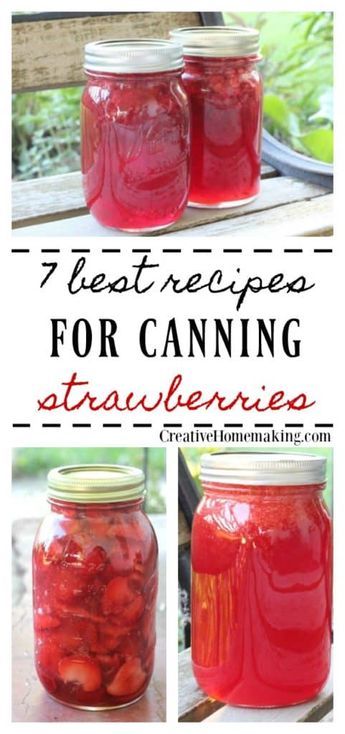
[
  {"left": 163, "top": 423, "right": 182, "bottom": 427},
  {"left": 224, "top": 423, "right": 243, "bottom": 428},
  {"left": 162, "top": 249, "right": 182, "bottom": 253},
  {"left": 42, "top": 423, "right": 61, "bottom": 428},
  {"left": 193, "top": 249, "right": 212, "bottom": 253},
  {"left": 12, "top": 423, "right": 31, "bottom": 427},
  {"left": 253, "top": 249, "right": 272, "bottom": 253},
  {"left": 41, "top": 249, "right": 60, "bottom": 253},
  {"left": 71, "top": 249, "right": 90, "bottom": 254},
  {"left": 285, "top": 423, "right": 304, "bottom": 428},
  {"left": 223, "top": 249, "right": 242, "bottom": 253},
  {"left": 133, "top": 423, "right": 152, "bottom": 428},
  {"left": 314, "top": 423, "right": 333, "bottom": 428},
  {"left": 11, "top": 248, "right": 30, "bottom": 253},
  {"left": 194, "top": 423, "right": 213, "bottom": 428},
  {"left": 284, "top": 249, "right": 303, "bottom": 253},
  {"left": 72, "top": 423, "right": 91, "bottom": 428},
  {"left": 102, "top": 423, "right": 122, "bottom": 428},
  {"left": 254, "top": 423, "right": 274, "bottom": 427},
  {"left": 102, "top": 249, "right": 121, "bottom": 253},
  {"left": 132, "top": 249, "right": 151, "bottom": 254},
  {"left": 314, "top": 249, "right": 333, "bottom": 253}
]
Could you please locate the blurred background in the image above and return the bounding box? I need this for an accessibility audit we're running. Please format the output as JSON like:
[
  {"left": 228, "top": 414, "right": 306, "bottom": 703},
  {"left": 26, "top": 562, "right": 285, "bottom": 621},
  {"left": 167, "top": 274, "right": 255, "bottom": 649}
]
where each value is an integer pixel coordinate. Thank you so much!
[{"left": 12, "top": 11, "right": 333, "bottom": 182}]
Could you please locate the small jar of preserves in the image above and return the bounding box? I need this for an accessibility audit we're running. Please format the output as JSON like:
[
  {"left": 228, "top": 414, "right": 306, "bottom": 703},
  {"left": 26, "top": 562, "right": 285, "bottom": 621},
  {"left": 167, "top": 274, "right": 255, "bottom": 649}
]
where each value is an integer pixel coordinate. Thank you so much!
[
  {"left": 81, "top": 39, "right": 190, "bottom": 232},
  {"left": 170, "top": 27, "right": 263, "bottom": 208},
  {"left": 191, "top": 452, "right": 332, "bottom": 707},
  {"left": 32, "top": 464, "right": 158, "bottom": 710}
]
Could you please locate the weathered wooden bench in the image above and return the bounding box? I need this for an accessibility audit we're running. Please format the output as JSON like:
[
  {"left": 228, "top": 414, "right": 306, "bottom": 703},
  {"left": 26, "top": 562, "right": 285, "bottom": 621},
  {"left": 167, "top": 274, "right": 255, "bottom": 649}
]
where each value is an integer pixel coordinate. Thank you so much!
[
  {"left": 12, "top": 12, "right": 333, "bottom": 237},
  {"left": 178, "top": 451, "right": 333, "bottom": 723}
]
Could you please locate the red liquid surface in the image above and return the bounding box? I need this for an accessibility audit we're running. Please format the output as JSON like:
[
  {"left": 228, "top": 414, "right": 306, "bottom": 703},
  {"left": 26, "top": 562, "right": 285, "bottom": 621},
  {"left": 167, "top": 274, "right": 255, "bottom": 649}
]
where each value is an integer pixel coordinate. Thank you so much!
[
  {"left": 182, "top": 56, "right": 263, "bottom": 206},
  {"left": 33, "top": 501, "right": 158, "bottom": 708},
  {"left": 191, "top": 484, "right": 331, "bottom": 707},
  {"left": 81, "top": 71, "right": 190, "bottom": 231}
]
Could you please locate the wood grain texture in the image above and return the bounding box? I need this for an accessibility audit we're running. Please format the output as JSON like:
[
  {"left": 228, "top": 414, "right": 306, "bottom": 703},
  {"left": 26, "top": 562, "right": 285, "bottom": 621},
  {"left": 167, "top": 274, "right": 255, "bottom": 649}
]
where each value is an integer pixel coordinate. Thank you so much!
[
  {"left": 12, "top": 165, "right": 277, "bottom": 228},
  {"left": 12, "top": 176, "right": 329, "bottom": 238},
  {"left": 163, "top": 195, "right": 334, "bottom": 238},
  {"left": 178, "top": 648, "right": 333, "bottom": 723},
  {"left": 12, "top": 12, "right": 200, "bottom": 92}
]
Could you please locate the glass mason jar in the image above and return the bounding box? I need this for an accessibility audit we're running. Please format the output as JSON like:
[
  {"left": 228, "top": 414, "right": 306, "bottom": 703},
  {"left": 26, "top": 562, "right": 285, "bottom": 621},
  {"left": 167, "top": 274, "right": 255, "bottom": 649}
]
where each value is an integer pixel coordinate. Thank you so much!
[
  {"left": 191, "top": 452, "right": 332, "bottom": 707},
  {"left": 170, "top": 27, "right": 263, "bottom": 208},
  {"left": 32, "top": 464, "right": 158, "bottom": 710},
  {"left": 81, "top": 39, "right": 190, "bottom": 232}
]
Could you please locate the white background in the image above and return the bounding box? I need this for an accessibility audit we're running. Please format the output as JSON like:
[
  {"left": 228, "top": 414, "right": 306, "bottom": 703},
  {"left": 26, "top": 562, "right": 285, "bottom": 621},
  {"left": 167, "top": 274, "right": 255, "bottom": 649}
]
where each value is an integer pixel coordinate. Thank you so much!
[{"left": 1, "top": 0, "right": 344, "bottom": 732}]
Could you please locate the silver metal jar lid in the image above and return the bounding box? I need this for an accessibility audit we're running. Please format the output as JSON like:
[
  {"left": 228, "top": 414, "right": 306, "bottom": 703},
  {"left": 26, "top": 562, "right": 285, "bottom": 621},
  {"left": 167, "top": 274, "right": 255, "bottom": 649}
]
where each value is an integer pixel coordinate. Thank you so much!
[
  {"left": 200, "top": 452, "right": 326, "bottom": 487},
  {"left": 84, "top": 38, "right": 184, "bottom": 74},
  {"left": 47, "top": 464, "right": 145, "bottom": 503},
  {"left": 170, "top": 26, "right": 260, "bottom": 58}
]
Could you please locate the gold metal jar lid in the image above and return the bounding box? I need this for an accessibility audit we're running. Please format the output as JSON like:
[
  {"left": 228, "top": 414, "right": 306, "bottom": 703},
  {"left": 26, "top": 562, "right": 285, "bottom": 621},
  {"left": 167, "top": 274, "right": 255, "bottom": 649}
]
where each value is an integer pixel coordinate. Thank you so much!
[{"left": 47, "top": 464, "right": 145, "bottom": 503}]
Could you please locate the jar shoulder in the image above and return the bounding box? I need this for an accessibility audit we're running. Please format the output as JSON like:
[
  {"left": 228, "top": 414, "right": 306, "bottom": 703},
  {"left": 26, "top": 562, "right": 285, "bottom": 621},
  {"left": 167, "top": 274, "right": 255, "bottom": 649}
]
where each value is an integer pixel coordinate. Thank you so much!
[{"left": 193, "top": 493, "right": 331, "bottom": 534}]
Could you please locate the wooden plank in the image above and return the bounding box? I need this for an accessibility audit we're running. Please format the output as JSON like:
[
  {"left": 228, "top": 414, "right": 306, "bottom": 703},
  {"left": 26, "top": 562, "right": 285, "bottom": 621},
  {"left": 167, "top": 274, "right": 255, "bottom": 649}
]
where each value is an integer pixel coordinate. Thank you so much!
[
  {"left": 12, "top": 12, "right": 201, "bottom": 92},
  {"left": 12, "top": 172, "right": 86, "bottom": 228},
  {"left": 12, "top": 176, "right": 328, "bottom": 237},
  {"left": 320, "top": 710, "right": 333, "bottom": 722},
  {"left": 12, "top": 164, "right": 276, "bottom": 229},
  {"left": 179, "top": 647, "right": 223, "bottom": 723},
  {"left": 179, "top": 647, "right": 333, "bottom": 723},
  {"left": 163, "top": 195, "right": 334, "bottom": 238}
]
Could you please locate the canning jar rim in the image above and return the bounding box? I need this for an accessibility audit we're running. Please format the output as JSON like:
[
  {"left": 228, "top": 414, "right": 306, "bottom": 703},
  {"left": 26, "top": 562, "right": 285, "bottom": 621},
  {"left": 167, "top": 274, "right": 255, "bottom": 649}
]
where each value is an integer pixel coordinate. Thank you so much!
[
  {"left": 170, "top": 25, "right": 260, "bottom": 59},
  {"left": 47, "top": 463, "right": 145, "bottom": 503},
  {"left": 84, "top": 38, "right": 184, "bottom": 74},
  {"left": 200, "top": 451, "right": 327, "bottom": 487}
]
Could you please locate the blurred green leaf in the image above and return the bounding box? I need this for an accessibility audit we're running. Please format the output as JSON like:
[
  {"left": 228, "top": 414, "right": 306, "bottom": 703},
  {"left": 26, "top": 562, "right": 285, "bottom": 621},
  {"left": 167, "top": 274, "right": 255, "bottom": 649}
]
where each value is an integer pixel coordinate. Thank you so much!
[
  {"left": 298, "top": 128, "right": 333, "bottom": 162},
  {"left": 264, "top": 94, "right": 300, "bottom": 135},
  {"left": 309, "top": 88, "right": 333, "bottom": 123}
]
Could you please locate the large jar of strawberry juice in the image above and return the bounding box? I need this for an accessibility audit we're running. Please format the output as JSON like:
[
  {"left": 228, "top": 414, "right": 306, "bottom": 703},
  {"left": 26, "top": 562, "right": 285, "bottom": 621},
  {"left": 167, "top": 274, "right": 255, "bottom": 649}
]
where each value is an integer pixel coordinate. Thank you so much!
[
  {"left": 191, "top": 452, "right": 332, "bottom": 707},
  {"left": 32, "top": 464, "right": 158, "bottom": 710},
  {"left": 170, "top": 27, "right": 263, "bottom": 208}
]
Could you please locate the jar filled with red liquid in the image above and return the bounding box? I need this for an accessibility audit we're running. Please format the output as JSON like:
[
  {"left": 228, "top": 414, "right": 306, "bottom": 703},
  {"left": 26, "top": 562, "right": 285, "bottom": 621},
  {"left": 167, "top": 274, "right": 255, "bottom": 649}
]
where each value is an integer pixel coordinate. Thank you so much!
[
  {"left": 81, "top": 39, "right": 190, "bottom": 232},
  {"left": 191, "top": 452, "right": 332, "bottom": 707},
  {"left": 170, "top": 27, "right": 263, "bottom": 208},
  {"left": 32, "top": 464, "right": 158, "bottom": 710}
]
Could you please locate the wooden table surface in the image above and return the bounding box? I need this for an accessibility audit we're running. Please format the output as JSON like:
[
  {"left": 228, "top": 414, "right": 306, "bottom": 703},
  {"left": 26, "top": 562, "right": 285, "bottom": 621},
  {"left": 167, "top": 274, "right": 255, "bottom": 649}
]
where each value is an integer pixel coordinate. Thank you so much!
[
  {"left": 12, "top": 168, "right": 333, "bottom": 237},
  {"left": 12, "top": 514, "right": 166, "bottom": 723}
]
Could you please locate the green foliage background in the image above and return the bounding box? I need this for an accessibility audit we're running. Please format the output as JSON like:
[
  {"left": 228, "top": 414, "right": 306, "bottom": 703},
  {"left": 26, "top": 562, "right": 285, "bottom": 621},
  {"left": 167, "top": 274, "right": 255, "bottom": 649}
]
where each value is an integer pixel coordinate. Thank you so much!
[
  {"left": 225, "top": 11, "right": 333, "bottom": 162},
  {"left": 12, "top": 11, "right": 333, "bottom": 181},
  {"left": 12, "top": 447, "right": 166, "bottom": 513}
]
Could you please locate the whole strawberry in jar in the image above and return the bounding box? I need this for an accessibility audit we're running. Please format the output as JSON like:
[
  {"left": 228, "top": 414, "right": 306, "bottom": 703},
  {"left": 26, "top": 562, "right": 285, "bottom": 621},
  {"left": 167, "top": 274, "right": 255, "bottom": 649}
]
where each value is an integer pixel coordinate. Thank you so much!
[{"left": 32, "top": 464, "right": 158, "bottom": 710}]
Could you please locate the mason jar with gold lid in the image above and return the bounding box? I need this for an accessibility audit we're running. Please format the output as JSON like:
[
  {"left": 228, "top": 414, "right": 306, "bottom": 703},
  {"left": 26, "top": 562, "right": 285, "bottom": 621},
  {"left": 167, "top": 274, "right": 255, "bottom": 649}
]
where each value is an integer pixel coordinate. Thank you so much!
[{"left": 32, "top": 464, "right": 158, "bottom": 710}]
